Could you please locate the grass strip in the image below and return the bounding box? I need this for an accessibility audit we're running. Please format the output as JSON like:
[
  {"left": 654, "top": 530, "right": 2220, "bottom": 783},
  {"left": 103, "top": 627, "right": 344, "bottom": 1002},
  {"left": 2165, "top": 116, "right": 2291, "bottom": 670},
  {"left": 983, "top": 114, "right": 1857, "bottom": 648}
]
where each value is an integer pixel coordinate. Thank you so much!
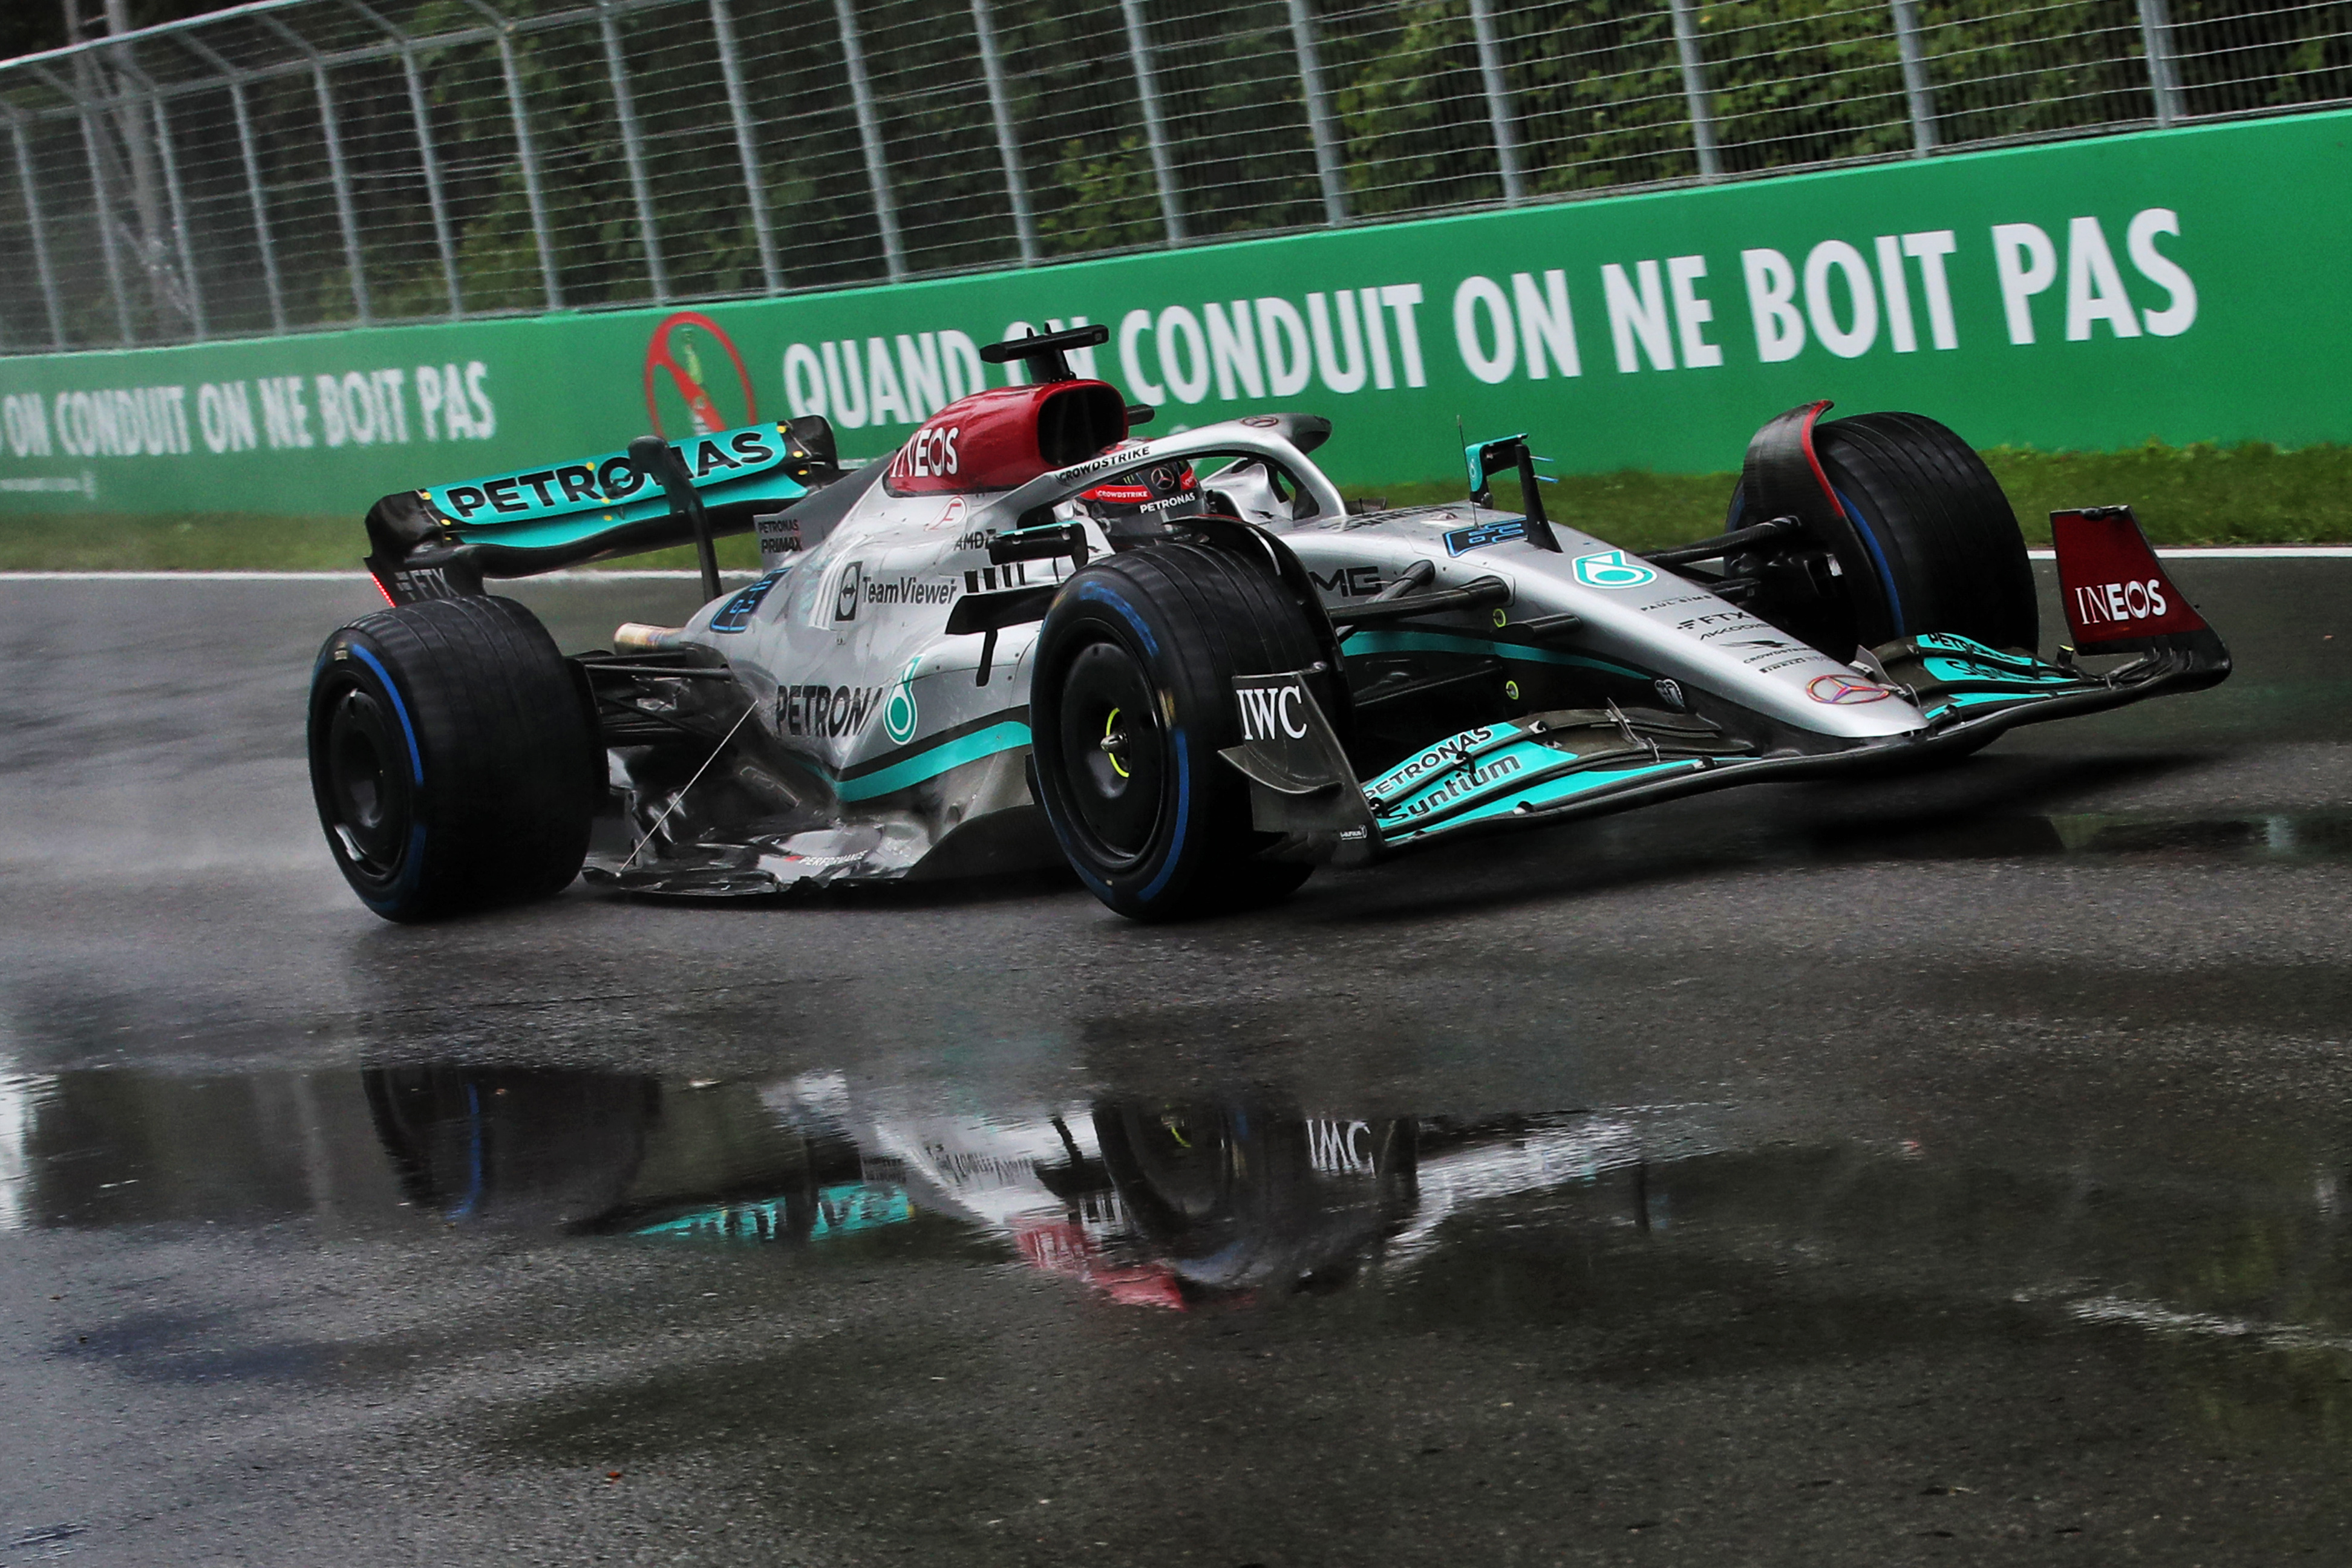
[
  {"left": 3, "top": 440, "right": 2348, "bottom": 570},
  {"left": 1366, "top": 440, "right": 2352, "bottom": 551}
]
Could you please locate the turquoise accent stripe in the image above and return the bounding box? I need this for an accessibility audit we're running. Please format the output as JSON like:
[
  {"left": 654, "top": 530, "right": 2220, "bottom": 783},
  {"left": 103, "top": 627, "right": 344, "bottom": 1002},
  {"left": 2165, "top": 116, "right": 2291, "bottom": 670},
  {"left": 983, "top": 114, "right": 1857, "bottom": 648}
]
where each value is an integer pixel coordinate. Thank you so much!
[
  {"left": 1384, "top": 757, "right": 1701, "bottom": 841},
  {"left": 1919, "top": 655, "right": 2076, "bottom": 687},
  {"left": 638, "top": 1184, "right": 912, "bottom": 1241},
  {"left": 836, "top": 720, "right": 1031, "bottom": 802},
  {"left": 1378, "top": 737, "right": 1559, "bottom": 823},
  {"left": 428, "top": 420, "right": 807, "bottom": 541},
  {"left": 1912, "top": 632, "right": 2036, "bottom": 667},
  {"left": 1343, "top": 629, "right": 1648, "bottom": 681},
  {"left": 1936, "top": 689, "right": 2054, "bottom": 710},
  {"left": 445, "top": 470, "right": 809, "bottom": 550},
  {"left": 1363, "top": 722, "right": 1518, "bottom": 801}
]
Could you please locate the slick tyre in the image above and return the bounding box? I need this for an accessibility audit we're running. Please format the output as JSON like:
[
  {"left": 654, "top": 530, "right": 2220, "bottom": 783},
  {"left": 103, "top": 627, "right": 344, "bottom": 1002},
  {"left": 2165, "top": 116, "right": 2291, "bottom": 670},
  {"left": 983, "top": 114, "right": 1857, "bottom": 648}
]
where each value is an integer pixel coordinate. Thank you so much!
[
  {"left": 309, "top": 595, "right": 601, "bottom": 923},
  {"left": 1809, "top": 411, "right": 2040, "bottom": 653},
  {"left": 1031, "top": 543, "right": 1332, "bottom": 921}
]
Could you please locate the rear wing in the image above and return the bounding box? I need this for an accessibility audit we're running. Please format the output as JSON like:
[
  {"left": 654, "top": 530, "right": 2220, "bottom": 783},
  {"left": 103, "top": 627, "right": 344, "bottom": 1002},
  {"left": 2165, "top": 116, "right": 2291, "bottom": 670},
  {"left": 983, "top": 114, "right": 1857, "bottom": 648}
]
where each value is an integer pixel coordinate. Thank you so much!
[{"left": 364, "top": 416, "right": 841, "bottom": 603}]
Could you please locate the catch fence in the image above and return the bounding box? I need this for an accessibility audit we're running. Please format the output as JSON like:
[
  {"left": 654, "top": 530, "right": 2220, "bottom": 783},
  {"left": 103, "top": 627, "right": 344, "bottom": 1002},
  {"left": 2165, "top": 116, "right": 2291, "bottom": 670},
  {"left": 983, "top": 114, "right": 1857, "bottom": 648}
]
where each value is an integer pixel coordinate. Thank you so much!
[{"left": 0, "top": 0, "right": 2344, "bottom": 352}]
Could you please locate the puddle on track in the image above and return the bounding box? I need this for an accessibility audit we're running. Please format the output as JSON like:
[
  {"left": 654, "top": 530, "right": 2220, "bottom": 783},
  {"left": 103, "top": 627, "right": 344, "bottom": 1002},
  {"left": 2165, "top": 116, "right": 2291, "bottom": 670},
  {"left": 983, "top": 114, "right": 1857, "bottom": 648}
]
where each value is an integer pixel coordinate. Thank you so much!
[
  {"left": 4, "top": 1065, "right": 1711, "bottom": 1295},
  {"left": 19, "top": 1054, "right": 2352, "bottom": 1550},
  {"left": 11, "top": 1062, "right": 2352, "bottom": 1396}
]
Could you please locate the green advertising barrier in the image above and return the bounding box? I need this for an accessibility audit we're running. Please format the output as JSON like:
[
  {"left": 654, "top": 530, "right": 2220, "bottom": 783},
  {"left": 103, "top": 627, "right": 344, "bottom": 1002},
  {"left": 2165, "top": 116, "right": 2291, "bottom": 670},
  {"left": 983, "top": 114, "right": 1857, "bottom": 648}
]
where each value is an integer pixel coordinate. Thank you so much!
[{"left": 2, "top": 109, "right": 2347, "bottom": 523}]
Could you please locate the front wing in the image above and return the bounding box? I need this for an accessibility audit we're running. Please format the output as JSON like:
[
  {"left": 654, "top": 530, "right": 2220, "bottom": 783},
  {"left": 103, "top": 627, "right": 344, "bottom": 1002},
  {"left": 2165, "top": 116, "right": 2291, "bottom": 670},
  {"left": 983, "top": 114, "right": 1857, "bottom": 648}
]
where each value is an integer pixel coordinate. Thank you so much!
[{"left": 1220, "top": 628, "right": 2230, "bottom": 858}]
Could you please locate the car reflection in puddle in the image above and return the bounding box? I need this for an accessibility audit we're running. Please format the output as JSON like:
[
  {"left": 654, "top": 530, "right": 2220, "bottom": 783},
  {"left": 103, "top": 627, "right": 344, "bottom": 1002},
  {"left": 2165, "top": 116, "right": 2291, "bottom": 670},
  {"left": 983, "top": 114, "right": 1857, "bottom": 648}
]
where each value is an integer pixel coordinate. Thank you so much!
[
  {"left": 16, "top": 1056, "right": 2352, "bottom": 1445},
  {"left": 5, "top": 1062, "right": 1717, "bottom": 1311},
  {"left": 361, "top": 1063, "right": 1690, "bottom": 1311}
]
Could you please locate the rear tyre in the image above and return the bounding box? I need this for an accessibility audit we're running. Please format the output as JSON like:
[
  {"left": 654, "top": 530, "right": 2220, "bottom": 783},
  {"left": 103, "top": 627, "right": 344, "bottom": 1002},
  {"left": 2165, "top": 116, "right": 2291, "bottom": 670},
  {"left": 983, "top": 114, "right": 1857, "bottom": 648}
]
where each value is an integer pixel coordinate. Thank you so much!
[
  {"left": 1031, "top": 543, "right": 1330, "bottom": 920},
  {"left": 309, "top": 595, "right": 601, "bottom": 922},
  {"left": 1808, "top": 411, "right": 2040, "bottom": 653}
]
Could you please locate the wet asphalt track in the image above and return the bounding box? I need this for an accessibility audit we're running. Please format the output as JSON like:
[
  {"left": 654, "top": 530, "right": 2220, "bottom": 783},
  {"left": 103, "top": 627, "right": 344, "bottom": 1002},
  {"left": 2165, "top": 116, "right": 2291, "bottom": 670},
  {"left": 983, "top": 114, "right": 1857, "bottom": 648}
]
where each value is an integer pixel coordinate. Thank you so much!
[{"left": 2, "top": 561, "right": 2351, "bottom": 1566}]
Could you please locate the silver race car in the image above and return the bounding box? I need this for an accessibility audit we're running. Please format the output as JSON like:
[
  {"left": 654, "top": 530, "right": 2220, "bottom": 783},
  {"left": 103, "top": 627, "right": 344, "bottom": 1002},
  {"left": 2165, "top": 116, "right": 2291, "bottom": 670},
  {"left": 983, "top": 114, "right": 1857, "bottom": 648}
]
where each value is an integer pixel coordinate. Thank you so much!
[{"left": 311, "top": 324, "right": 2229, "bottom": 922}]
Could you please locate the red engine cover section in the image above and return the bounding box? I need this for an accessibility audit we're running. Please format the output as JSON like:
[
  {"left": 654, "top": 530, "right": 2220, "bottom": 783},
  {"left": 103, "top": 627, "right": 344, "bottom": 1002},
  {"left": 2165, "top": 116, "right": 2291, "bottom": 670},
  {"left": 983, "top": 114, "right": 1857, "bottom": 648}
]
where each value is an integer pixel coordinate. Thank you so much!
[
  {"left": 886, "top": 380, "right": 1128, "bottom": 495},
  {"left": 2051, "top": 505, "right": 2209, "bottom": 646}
]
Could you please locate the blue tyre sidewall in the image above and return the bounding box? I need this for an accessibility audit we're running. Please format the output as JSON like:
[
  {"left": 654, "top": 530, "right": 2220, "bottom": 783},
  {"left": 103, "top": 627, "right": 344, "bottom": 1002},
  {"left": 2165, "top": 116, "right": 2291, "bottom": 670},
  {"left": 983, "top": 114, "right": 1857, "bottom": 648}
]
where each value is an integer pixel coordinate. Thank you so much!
[
  {"left": 309, "top": 631, "right": 430, "bottom": 918},
  {"left": 1033, "top": 583, "right": 1203, "bottom": 919}
]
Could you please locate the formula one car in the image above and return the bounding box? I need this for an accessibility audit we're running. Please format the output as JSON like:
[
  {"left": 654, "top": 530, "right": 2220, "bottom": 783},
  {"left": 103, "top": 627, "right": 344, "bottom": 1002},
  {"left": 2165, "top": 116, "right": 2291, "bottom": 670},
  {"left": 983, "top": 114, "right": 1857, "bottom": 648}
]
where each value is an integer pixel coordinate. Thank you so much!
[{"left": 310, "top": 323, "right": 2229, "bottom": 923}]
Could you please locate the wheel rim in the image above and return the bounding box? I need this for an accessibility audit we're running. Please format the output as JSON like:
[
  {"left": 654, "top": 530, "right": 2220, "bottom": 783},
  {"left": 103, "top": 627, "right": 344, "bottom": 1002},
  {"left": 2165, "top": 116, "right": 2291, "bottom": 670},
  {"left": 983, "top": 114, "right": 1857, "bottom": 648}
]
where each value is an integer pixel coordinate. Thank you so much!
[
  {"left": 321, "top": 681, "right": 411, "bottom": 879},
  {"left": 1055, "top": 637, "right": 1163, "bottom": 865},
  {"left": 1116, "top": 1107, "right": 1233, "bottom": 1223}
]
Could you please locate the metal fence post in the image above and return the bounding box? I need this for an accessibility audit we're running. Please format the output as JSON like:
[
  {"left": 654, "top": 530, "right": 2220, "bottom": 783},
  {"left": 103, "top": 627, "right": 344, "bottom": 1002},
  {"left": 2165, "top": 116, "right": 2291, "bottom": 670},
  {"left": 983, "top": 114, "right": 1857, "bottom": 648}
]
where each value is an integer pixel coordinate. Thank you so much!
[
  {"left": 399, "top": 49, "right": 463, "bottom": 316},
  {"left": 311, "top": 63, "right": 370, "bottom": 322},
  {"left": 7, "top": 113, "right": 68, "bottom": 348},
  {"left": 1285, "top": 0, "right": 1347, "bottom": 225},
  {"left": 147, "top": 96, "right": 203, "bottom": 337},
  {"left": 597, "top": 0, "right": 668, "bottom": 301},
  {"left": 2138, "top": 0, "right": 2182, "bottom": 126},
  {"left": 258, "top": 15, "right": 372, "bottom": 322},
  {"left": 1117, "top": 0, "right": 1184, "bottom": 244},
  {"left": 27, "top": 62, "right": 136, "bottom": 341},
  {"left": 76, "top": 94, "right": 137, "bottom": 341},
  {"left": 1665, "top": 0, "right": 1722, "bottom": 180},
  {"left": 1889, "top": 0, "right": 1937, "bottom": 155},
  {"left": 178, "top": 33, "right": 287, "bottom": 332},
  {"left": 970, "top": 0, "right": 1036, "bottom": 265},
  {"left": 341, "top": 2, "right": 463, "bottom": 316},
  {"left": 834, "top": 0, "right": 904, "bottom": 279},
  {"left": 708, "top": 0, "right": 781, "bottom": 293},
  {"left": 126, "top": 60, "right": 206, "bottom": 339},
  {"left": 1465, "top": 0, "right": 1525, "bottom": 203},
  {"left": 496, "top": 40, "right": 560, "bottom": 306},
  {"left": 105, "top": 47, "right": 201, "bottom": 339},
  {"left": 459, "top": 0, "right": 561, "bottom": 309}
]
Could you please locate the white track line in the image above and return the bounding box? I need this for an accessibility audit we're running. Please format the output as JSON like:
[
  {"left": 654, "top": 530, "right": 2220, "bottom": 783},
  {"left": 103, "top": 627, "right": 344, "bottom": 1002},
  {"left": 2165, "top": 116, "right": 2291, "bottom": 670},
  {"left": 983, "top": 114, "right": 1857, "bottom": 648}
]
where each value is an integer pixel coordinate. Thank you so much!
[
  {"left": 2028, "top": 547, "right": 2352, "bottom": 560},
  {"left": 2066, "top": 1295, "right": 2352, "bottom": 1356}
]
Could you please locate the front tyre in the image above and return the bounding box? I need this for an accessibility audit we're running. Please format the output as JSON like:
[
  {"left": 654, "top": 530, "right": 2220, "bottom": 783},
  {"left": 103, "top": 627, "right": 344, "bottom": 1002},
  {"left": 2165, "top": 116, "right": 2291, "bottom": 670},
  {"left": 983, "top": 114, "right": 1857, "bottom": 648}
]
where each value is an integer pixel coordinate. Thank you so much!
[
  {"left": 1031, "top": 543, "right": 1330, "bottom": 921},
  {"left": 1811, "top": 411, "right": 2040, "bottom": 652},
  {"left": 309, "top": 595, "right": 601, "bottom": 922}
]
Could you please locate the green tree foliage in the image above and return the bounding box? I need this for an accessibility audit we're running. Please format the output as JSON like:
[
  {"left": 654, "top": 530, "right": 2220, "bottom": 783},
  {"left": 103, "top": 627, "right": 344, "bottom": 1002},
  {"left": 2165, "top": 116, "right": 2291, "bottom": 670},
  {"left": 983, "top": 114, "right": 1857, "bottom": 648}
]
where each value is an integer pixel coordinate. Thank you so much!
[{"left": 1040, "top": 134, "right": 1169, "bottom": 255}]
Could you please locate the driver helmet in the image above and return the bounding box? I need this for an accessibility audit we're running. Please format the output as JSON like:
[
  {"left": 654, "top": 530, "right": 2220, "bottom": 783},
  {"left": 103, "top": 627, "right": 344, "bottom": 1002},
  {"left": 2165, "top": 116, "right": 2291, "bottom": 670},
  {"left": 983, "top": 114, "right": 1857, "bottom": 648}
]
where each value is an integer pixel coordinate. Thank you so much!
[{"left": 1079, "top": 444, "right": 1203, "bottom": 533}]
